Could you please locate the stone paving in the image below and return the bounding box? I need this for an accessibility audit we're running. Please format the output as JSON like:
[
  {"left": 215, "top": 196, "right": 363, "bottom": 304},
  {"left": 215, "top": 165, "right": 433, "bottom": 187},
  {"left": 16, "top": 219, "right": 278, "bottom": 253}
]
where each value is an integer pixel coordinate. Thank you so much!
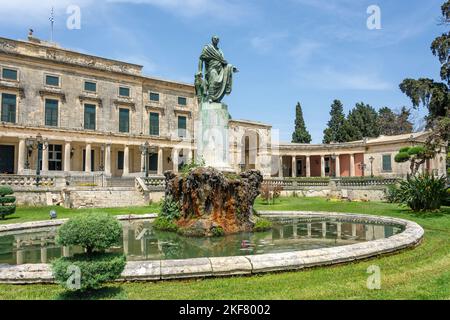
[{"left": 0, "top": 211, "right": 424, "bottom": 284}]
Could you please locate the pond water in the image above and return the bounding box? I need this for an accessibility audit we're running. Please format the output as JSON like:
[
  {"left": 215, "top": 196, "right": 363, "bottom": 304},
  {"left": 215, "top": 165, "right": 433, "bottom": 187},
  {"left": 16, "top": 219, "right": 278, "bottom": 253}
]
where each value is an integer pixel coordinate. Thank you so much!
[{"left": 0, "top": 217, "right": 403, "bottom": 265}]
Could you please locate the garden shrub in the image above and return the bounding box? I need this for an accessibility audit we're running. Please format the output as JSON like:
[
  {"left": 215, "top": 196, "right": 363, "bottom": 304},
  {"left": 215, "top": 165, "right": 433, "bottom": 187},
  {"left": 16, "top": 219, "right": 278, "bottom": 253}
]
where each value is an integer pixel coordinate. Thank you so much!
[
  {"left": 395, "top": 152, "right": 410, "bottom": 163},
  {"left": 52, "top": 213, "right": 125, "bottom": 291},
  {"left": 397, "top": 173, "right": 447, "bottom": 211},
  {"left": 260, "top": 184, "right": 283, "bottom": 204},
  {"left": 211, "top": 226, "right": 225, "bottom": 237},
  {"left": 253, "top": 217, "right": 273, "bottom": 232},
  {"left": 52, "top": 253, "right": 126, "bottom": 291},
  {"left": 153, "top": 217, "right": 179, "bottom": 232},
  {"left": 160, "top": 195, "right": 181, "bottom": 221},
  {"left": 0, "top": 186, "right": 16, "bottom": 220},
  {"left": 386, "top": 184, "right": 401, "bottom": 203}
]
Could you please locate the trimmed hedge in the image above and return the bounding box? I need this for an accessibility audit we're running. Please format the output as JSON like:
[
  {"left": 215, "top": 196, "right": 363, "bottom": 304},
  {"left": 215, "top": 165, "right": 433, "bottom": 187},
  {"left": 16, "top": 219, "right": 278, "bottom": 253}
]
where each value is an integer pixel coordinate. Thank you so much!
[
  {"left": 0, "top": 186, "right": 16, "bottom": 219},
  {"left": 56, "top": 213, "right": 122, "bottom": 254},
  {"left": 52, "top": 213, "right": 126, "bottom": 291},
  {"left": 52, "top": 253, "right": 126, "bottom": 291}
]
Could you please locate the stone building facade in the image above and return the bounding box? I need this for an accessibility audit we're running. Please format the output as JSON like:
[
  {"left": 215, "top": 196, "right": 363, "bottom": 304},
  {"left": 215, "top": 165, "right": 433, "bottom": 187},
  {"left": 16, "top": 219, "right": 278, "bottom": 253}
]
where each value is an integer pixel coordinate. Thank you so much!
[{"left": 0, "top": 35, "right": 447, "bottom": 180}]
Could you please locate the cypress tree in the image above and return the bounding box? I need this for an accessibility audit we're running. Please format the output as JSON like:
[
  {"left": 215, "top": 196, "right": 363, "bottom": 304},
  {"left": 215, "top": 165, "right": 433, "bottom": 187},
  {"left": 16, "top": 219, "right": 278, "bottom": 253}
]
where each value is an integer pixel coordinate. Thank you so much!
[
  {"left": 292, "top": 102, "right": 312, "bottom": 143},
  {"left": 323, "top": 99, "right": 347, "bottom": 143}
]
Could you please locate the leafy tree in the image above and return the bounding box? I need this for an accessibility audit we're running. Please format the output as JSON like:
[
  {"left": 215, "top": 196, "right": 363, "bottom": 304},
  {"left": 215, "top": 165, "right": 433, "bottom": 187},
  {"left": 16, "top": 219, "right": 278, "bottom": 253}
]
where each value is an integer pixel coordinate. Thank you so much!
[
  {"left": 432, "top": 0, "right": 450, "bottom": 84},
  {"left": 377, "top": 107, "right": 398, "bottom": 136},
  {"left": 323, "top": 100, "right": 348, "bottom": 143},
  {"left": 292, "top": 102, "right": 312, "bottom": 143},
  {"left": 344, "top": 103, "right": 380, "bottom": 141},
  {"left": 378, "top": 107, "right": 413, "bottom": 136},
  {"left": 394, "top": 146, "right": 434, "bottom": 175},
  {"left": 400, "top": 1, "right": 450, "bottom": 153}
]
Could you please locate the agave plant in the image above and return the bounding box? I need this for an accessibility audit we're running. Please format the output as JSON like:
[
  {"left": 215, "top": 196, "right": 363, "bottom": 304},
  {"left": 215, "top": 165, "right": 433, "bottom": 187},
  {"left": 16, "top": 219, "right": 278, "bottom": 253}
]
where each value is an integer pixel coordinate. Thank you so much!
[{"left": 397, "top": 172, "right": 447, "bottom": 211}]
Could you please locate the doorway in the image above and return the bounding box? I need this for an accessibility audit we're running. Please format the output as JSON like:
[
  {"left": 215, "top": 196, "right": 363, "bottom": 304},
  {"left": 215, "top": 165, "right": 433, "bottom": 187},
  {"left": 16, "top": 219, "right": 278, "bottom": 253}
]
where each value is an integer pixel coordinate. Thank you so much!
[{"left": 0, "top": 145, "right": 14, "bottom": 174}]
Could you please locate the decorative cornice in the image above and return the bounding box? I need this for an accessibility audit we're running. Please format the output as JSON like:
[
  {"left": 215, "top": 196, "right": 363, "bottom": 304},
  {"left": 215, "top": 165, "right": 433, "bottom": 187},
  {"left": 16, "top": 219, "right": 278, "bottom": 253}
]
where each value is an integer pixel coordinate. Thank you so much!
[
  {"left": 0, "top": 83, "right": 25, "bottom": 98},
  {"left": 79, "top": 95, "right": 103, "bottom": 108},
  {"left": 38, "top": 89, "right": 66, "bottom": 103},
  {"left": 174, "top": 108, "right": 192, "bottom": 119},
  {"left": 113, "top": 99, "right": 135, "bottom": 110},
  {"left": 145, "top": 105, "right": 165, "bottom": 115}
]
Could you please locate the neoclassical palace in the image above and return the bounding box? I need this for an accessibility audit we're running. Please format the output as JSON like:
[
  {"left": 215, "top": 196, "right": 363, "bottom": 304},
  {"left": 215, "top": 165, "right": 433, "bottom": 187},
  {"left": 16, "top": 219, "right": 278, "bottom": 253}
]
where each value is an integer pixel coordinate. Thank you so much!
[{"left": 0, "top": 34, "right": 447, "bottom": 181}]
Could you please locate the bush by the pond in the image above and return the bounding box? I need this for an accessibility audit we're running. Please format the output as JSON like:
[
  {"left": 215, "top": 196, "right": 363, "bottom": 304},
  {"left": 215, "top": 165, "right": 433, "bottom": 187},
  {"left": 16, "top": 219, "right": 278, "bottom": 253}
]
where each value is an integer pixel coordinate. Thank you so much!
[
  {"left": 0, "top": 186, "right": 16, "bottom": 220},
  {"left": 56, "top": 213, "right": 122, "bottom": 254},
  {"left": 153, "top": 216, "right": 179, "bottom": 232},
  {"left": 160, "top": 195, "right": 181, "bottom": 221},
  {"left": 397, "top": 173, "right": 447, "bottom": 212},
  {"left": 386, "top": 184, "right": 401, "bottom": 203},
  {"left": 52, "top": 213, "right": 125, "bottom": 291},
  {"left": 253, "top": 217, "right": 273, "bottom": 232},
  {"left": 52, "top": 253, "right": 126, "bottom": 291}
]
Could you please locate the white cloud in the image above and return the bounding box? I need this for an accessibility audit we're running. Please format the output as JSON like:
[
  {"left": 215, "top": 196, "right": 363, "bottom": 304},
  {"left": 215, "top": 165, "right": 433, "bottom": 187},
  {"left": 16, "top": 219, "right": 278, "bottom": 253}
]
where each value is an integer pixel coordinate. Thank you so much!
[
  {"left": 250, "top": 32, "right": 289, "bottom": 53},
  {"left": 297, "top": 66, "right": 392, "bottom": 91},
  {"left": 289, "top": 40, "right": 323, "bottom": 65}
]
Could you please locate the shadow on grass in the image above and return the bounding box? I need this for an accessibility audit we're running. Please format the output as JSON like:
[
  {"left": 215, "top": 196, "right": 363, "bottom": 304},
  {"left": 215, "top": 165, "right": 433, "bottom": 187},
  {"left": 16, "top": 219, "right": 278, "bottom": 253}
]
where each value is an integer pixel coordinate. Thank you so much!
[{"left": 55, "top": 286, "right": 126, "bottom": 300}]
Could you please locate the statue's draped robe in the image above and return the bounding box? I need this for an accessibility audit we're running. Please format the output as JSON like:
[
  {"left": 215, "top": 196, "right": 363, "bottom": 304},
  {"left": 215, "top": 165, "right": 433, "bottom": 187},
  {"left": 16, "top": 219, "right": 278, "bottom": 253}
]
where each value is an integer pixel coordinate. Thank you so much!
[{"left": 200, "top": 44, "right": 234, "bottom": 103}]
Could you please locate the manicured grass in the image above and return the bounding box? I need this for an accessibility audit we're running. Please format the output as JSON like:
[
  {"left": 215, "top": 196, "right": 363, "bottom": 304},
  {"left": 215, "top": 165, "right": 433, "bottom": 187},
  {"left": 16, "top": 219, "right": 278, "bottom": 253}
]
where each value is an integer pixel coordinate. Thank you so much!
[
  {"left": 0, "top": 204, "right": 161, "bottom": 225},
  {"left": 0, "top": 197, "right": 449, "bottom": 300}
]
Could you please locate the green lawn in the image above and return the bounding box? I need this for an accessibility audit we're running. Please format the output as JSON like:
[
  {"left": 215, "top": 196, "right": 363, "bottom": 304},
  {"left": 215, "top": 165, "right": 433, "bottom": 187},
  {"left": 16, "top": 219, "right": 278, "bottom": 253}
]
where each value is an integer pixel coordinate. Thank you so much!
[{"left": 0, "top": 197, "right": 449, "bottom": 300}]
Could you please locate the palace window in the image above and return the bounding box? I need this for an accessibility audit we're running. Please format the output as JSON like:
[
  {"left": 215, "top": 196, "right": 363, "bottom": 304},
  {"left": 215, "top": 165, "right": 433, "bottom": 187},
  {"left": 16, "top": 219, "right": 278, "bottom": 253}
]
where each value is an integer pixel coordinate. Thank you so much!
[
  {"left": 84, "top": 104, "right": 96, "bottom": 130},
  {"left": 45, "top": 99, "right": 58, "bottom": 127},
  {"left": 2, "top": 68, "right": 18, "bottom": 81},
  {"left": 178, "top": 97, "right": 187, "bottom": 106},
  {"left": 178, "top": 116, "right": 187, "bottom": 138},
  {"left": 48, "top": 144, "right": 62, "bottom": 171},
  {"left": 84, "top": 81, "right": 97, "bottom": 93},
  {"left": 119, "top": 86, "right": 130, "bottom": 97},
  {"left": 1, "top": 93, "right": 16, "bottom": 123},
  {"left": 382, "top": 154, "right": 392, "bottom": 172},
  {"left": 149, "top": 112, "right": 159, "bottom": 136},
  {"left": 150, "top": 92, "right": 160, "bottom": 102},
  {"left": 45, "top": 75, "right": 60, "bottom": 87},
  {"left": 119, "top": 108, "right": 130, "bottom": 133}
]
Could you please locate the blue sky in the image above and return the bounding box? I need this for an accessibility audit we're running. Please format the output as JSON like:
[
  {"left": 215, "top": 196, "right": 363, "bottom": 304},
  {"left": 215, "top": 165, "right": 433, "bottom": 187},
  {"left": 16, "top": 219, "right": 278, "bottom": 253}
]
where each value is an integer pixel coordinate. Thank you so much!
[{"left": 0, "top": 0, "right": 447, "bottom": 143}]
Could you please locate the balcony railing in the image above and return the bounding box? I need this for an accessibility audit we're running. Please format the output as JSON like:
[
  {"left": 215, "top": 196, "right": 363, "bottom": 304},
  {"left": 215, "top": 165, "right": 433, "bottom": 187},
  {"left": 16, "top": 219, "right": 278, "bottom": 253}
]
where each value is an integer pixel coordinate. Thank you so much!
[{"left": 0, "top": 175, "right": 55, "bottom": 187}]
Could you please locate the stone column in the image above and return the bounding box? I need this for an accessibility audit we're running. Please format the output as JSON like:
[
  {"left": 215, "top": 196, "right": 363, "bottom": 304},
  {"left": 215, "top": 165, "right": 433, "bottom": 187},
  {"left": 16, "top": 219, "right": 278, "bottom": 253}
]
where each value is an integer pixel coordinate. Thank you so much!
[
  {"left": 157, "top": 147, "right": 164, "bottom": 175},
  {"left": 320, "top": 155, "right": 325, "bottom": 177},
  {"left": 322, "top": 222, "right": 327, "bottom": 238},
  {"left": 278, "top": 156, "right": 283, "bottom": 178},
  {"left": 42, "top": 144, "right": 49, "bottom": 172},
  {"left": 307, "top": 223, "right": 312, "bottom": 238},
  {"left": 337, "top": 222, "right": 342, "bottom": 239},
  {"left": 352, "top": 224, "right": 357, "bottom": 238},
  {"left": 123, "top": 145, "right": 130, "bottom": 176},
  {"left": 64, "top": 142, "right": 71, "bottom": 172},
  {"left": 350, "top": 153, "right": 355, "bottom": 177},
  {"left": 291, "top": 156, "right": 296, "bottom": 178},
  {"left": 105, "top": 144, "right": 111, "bottom": 176},
  {"left": 17, "top": 138, "right": 26, "bottom": 174},
  {"left": 85, "top": 143, "right": 92, "bottom": 172},
  {"left": 306, "top": 156, "right": 311, "bottom": 178},
  {"left": 172, "top": 148, "right": 179, "bottom": 173},
  {"left": 335, "top": 155, "right": 341, "bottom": 178}
]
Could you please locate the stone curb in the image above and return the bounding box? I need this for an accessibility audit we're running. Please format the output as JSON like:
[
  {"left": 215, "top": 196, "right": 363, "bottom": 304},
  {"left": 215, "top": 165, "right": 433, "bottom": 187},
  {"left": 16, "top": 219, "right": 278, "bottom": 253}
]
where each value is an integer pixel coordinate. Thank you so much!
[{"left": 0, "top": 211, "right": 424, "bottom": 284}]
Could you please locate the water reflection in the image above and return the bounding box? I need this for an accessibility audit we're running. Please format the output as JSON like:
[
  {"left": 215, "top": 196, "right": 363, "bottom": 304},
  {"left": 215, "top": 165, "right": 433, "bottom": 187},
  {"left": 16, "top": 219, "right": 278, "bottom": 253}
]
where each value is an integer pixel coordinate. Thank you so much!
[{"left": 0, "top": 218, "right": 403, "bottom": 265}]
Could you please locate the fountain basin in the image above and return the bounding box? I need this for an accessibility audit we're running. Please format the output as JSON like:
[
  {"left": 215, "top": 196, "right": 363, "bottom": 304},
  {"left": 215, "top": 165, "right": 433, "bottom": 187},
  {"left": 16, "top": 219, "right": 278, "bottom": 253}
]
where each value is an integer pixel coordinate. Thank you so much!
[{"left": 0, "top": 211, "right": 424, "bottom": 283}]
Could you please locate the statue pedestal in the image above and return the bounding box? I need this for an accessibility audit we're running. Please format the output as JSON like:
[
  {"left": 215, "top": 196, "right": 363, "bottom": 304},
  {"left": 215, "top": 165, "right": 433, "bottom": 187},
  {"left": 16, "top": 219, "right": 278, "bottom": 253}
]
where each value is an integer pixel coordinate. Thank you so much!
[{"left": 196, "top": 101, "right": 234, "bottom": 173}]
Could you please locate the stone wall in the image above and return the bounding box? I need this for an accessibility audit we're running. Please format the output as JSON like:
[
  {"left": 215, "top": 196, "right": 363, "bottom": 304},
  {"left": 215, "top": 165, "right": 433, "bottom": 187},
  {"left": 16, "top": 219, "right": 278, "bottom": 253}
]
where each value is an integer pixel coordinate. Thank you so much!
[{"left": 63, "top": 187, "right": 147, "bottom": 209}]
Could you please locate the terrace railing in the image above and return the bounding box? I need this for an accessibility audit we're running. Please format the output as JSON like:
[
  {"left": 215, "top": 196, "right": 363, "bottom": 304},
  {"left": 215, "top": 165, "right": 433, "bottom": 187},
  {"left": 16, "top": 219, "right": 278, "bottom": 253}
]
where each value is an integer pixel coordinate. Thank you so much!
[{"left": 0, "top": 175, "right": 55, "bottom": 187}]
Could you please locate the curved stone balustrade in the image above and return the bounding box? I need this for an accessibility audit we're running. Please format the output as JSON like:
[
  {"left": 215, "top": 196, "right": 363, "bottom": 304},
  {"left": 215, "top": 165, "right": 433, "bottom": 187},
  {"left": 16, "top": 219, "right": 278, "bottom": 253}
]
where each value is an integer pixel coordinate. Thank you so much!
[{"left": 0, "top": 211, "right": 424, "bottom": 284}]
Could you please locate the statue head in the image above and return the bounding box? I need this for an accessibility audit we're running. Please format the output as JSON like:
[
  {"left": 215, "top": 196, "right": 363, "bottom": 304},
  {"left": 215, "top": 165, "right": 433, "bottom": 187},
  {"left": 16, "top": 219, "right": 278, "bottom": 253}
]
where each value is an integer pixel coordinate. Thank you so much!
[{"left": 211, "top": 35, "right": 220, "bottom": 47}]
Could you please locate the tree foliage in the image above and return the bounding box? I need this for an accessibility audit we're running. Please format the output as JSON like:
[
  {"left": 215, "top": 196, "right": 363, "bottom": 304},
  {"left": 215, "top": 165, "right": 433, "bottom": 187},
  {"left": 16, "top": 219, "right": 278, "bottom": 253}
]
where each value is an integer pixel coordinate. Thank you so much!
[
  {"left": 377, "top": 107, "right": 413, "bottom": 136},
  {"left": 344, "top": 102, "right": 380, "bottom": 141},
  {"left": 323, "top": 100, "right": 348, "bottom": 143},
  {"left": 394, "top": 146, "right": 434, "bottom": 175},
  {"left": 292, "top": 102, "right": 312, "bottom": 143}
]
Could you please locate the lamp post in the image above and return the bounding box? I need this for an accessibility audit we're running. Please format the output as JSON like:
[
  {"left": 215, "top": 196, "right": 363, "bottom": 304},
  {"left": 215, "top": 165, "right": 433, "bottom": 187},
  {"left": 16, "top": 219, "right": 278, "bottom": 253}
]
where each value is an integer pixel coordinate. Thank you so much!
[
  {"left": 140, "top": 141, "right": 150, "bottom": 178},
  {"left": 25, "top": 134, "right": 48, "bottom": 186},
  {"left": 369, "top": 156, "right": 375, "bottom": 178}
]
